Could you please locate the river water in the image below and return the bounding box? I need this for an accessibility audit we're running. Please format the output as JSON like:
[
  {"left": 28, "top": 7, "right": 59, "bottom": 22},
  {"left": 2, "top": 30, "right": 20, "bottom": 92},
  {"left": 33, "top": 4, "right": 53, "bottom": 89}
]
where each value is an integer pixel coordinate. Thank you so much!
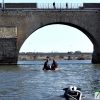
[{"left": 0, "top": 60, "right": 100, "bottom": 100}]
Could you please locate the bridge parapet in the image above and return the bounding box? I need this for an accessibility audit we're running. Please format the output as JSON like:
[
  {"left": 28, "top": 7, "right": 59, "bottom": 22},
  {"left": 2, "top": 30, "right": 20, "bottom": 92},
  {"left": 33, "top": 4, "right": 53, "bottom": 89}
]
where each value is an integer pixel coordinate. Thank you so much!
[
  {"left": 0, "top": 2, "right": 100, "bottom": 10},
  {"left": 0, "top": 3, "right": 83, "bottom": 10},
  {"left": 0, "top": 3, "right": 100, "bottom": 10}
]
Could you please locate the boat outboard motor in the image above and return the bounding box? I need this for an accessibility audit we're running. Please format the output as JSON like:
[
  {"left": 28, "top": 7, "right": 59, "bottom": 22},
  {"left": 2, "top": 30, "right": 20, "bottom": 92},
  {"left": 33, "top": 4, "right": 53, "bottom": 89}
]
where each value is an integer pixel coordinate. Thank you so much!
[{"left": 63, "top": 86, "right": 82, "bottom": 100}]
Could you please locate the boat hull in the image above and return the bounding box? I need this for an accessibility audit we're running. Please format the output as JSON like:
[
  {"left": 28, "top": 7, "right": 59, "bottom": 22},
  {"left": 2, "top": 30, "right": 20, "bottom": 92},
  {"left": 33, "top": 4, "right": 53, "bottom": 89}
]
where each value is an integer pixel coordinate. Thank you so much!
[
  {"left": 43, "top": 67, "right": 58, "bottom": 71},
  {"left": 43, "top": 65, "right": 58, "bottom": 71}
]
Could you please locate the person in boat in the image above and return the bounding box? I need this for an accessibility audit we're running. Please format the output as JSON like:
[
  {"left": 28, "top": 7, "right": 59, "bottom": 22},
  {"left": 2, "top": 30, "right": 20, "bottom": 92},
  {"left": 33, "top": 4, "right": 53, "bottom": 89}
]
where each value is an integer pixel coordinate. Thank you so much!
[
  {"left": 51, "top": 59, "right": 58, "bottom": 70},
  {"left": 43, "top": 59, "right": 51, "bottom": 70}
]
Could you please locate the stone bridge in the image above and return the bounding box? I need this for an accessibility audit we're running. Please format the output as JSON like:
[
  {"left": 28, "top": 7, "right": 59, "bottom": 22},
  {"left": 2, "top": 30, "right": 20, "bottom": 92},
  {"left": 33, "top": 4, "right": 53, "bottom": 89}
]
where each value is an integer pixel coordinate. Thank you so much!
[{"left": 0, "top": 3, "right": 100, "bottom": 64}]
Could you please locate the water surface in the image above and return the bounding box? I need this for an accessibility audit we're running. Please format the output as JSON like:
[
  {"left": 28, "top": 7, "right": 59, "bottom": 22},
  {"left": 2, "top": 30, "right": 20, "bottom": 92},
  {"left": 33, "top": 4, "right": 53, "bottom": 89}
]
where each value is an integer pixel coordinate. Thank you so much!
[{"left": 0, "top": 60, "right": 100, "bottom": 100}]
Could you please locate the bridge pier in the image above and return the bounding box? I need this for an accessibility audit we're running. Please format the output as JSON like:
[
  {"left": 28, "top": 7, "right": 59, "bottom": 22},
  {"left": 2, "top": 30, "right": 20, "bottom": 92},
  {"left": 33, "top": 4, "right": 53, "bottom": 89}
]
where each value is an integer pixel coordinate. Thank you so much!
[
  {"left": 92, "top": 51, "right": 100, "bottom": 64},
  {"left": 0, "top": 38, "right": 17, "bottom": 64},
  {"left": 0, "top": 27, "right": 17, "bottom": 64}
]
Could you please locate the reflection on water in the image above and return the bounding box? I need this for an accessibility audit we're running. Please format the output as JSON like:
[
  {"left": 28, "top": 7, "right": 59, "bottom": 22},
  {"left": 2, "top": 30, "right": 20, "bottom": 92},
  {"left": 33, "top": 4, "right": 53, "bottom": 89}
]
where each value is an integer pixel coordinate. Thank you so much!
[{"left": 0, "top": 60, "right": 100, "bottom": 100}]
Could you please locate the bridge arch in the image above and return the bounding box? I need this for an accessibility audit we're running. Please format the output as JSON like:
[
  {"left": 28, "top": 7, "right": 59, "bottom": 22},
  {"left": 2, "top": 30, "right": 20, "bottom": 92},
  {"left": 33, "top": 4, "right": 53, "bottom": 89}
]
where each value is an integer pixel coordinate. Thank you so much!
[
  {"left": 19, "top": 22, "right": 94, "bottom": 60},
  {"left": 39, "top": 22, "right": 97, "bottom": 45},
  {"left": 19, "top": 22, "right": 95, "bottom": 51}
]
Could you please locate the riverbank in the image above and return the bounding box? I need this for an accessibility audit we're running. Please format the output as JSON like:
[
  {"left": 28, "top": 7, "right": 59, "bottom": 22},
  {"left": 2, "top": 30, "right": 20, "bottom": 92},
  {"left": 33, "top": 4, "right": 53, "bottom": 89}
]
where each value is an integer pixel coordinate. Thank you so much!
[{"left": 18, "top": 52, "right": 92, "bottom": 60}]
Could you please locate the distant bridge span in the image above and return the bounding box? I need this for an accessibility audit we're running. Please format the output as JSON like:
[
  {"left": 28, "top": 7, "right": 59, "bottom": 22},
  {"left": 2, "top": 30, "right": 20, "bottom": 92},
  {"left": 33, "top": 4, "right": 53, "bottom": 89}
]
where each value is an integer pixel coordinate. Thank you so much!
[{"left": 0, "top": 3, "right": 100, "bottom": 64}]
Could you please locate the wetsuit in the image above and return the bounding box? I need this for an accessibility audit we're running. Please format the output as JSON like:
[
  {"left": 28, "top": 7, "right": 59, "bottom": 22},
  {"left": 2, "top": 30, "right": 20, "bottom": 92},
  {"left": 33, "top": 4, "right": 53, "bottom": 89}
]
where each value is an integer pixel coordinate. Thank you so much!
[
  {"left": 43, "top": 60, "right": 50, "bottom": 70},
  {"left": 51, "top": 60, "right": 58, "bottom": 70}
]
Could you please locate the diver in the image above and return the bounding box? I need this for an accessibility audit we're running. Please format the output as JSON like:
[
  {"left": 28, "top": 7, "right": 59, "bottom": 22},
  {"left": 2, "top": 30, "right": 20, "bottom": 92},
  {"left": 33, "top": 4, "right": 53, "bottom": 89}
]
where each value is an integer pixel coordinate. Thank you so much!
[
  {"left": 63, "top": 86, "right": 82, "bottom": 100},
  {"left": 43, "top": 59, "right": 51, "bottom": 70},
  {"left": 51, "top": 59, "right": 58, "bottom": 70}
]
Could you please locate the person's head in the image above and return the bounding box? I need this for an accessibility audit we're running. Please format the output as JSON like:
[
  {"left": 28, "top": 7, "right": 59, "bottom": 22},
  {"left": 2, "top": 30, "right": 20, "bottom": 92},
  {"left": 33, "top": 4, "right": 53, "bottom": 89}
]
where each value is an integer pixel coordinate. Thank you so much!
[{"left": 53, "top": 59, "right": 55, "bottom": 62}]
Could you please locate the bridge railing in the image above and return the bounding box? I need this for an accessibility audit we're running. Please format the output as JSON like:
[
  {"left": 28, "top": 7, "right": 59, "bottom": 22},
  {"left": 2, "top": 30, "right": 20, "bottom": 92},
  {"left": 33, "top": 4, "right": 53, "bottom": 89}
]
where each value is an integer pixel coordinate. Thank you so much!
[
  {"left": 0, "top": 3, "right": 83, "bottom": 10},
  {"left": 37, "top": 3, "right": 83, "bottom": 9},
  {"left": 1, "top": 3, "right": 100, "bottom": 10}
]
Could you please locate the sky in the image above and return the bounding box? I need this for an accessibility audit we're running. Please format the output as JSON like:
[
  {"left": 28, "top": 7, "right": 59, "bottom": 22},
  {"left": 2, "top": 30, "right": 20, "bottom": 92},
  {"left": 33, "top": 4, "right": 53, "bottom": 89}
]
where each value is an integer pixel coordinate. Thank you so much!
[
  {"left": 20, "top": 25, "right": 93, "bottom": 53},
  {"left": 2, "top": 0, "right": 100, "bottom": 53}
]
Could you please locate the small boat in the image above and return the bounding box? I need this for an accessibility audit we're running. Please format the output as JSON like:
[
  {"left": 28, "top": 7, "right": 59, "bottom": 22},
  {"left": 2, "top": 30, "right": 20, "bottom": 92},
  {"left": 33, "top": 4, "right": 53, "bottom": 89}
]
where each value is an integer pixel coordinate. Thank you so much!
[
  {"left": 44, "top": 86, "right": 100, "bottom": 100},
  {"left": 43, "top": 65, "right": 58, "bottom": 71}
]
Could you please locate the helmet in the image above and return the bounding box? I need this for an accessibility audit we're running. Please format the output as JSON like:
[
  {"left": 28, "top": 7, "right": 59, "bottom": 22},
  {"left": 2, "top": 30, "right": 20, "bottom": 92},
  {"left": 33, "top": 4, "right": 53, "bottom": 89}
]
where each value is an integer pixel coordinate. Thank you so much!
[{"left": 69, "top": 86, "right": 77, "bottom": 91}]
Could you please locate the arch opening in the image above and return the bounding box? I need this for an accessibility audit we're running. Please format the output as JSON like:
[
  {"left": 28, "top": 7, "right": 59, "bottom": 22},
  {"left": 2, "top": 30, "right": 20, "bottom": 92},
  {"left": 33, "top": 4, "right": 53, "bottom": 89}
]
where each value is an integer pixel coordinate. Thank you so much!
[{"left": 18, "top": 24, "right": 93, "bottom": 61}]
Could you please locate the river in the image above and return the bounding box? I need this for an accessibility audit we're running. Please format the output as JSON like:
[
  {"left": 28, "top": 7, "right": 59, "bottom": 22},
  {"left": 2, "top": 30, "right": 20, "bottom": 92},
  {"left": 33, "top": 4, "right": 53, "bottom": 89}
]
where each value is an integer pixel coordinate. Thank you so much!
[{"left": 0, "top": 60, "right": 100, "bottom": 100}]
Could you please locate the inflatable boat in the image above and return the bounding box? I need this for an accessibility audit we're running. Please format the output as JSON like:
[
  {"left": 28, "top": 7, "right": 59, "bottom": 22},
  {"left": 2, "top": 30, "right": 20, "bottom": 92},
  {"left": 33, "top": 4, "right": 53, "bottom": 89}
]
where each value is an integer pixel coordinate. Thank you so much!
[
  {"left": 43, "top": 65, "right": 58, "bottom": 71},
  {"left": 44, "top": 86, "right": 100, "bottom": 100}
]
